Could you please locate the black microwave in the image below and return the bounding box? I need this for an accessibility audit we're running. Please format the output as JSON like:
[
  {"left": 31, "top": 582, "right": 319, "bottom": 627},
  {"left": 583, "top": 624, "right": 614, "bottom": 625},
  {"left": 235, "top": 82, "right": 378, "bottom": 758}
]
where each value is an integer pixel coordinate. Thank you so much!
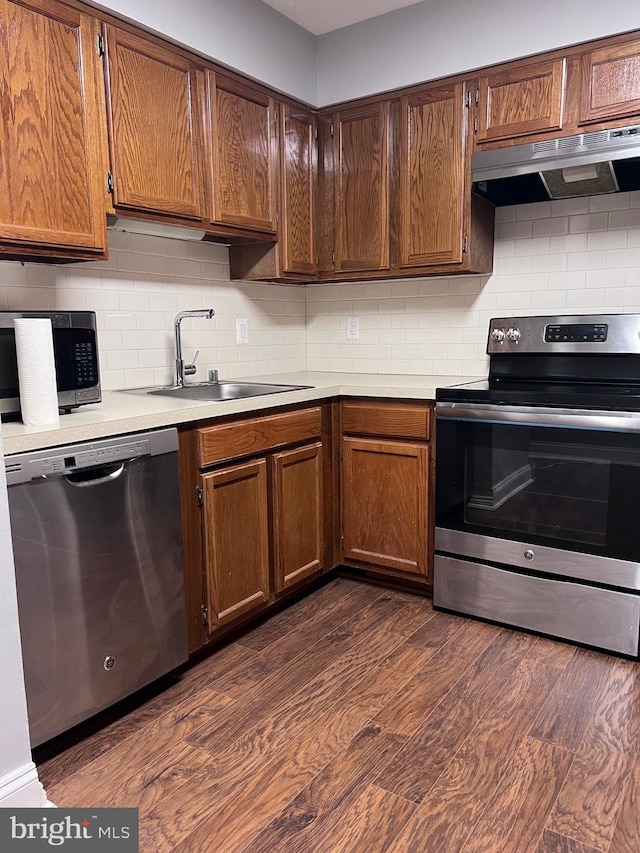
[{"left": 0, "top": 311, "right": 101, "bottom": 418}]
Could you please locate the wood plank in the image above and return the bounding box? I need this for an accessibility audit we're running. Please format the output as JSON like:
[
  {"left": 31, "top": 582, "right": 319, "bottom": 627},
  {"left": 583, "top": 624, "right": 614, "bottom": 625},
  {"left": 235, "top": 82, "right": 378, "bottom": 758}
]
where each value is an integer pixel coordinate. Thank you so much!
[
  {"left": 46, "top": 687, "right": 232, "bottom": 807},
  {"left": 458, "top": 737, "right": 574, "bottom": 853},
  {"left": 186, "top": 593, "right": 409, "bottom": 753},
  {"left": 246, "top": 724, "right": 408, "bottom": 853},
  {"left": 530, "top": 648, "right": 621, "bottom": 751},
  {"left": 206, "top": 580, "right": 390, "bottom": 696},
  {"left": 145, "top": 703, "right": 372, "bottom": 852},
  {"left": 546, "top": 658, "right": 640, "bottom": 850},
  {"left": 538, "top": 830, "right": 603, "bottom": 853},
  {"left": 299, "top": 783, "right": 417, "bottom": 853},
  {"left": 376, "top": 629, "right": 536, "bottom": 803},
  {"left": 374, "top": 618, "right": 502, "bottom": 735},
  {"left": 237, "top": 577, "right": 362, "bottom": 650},
  {"left": 380, "top": 608, "right": 467, "bottom": 674},
  {"left": 387, "top": 657, "right": 562, "bottom": 851},
  {"left": 609, "top": 744, "right": 640, "bottom": 853},
  {"left": 526, "top": 636, "right": 578, "bottom": 670}
]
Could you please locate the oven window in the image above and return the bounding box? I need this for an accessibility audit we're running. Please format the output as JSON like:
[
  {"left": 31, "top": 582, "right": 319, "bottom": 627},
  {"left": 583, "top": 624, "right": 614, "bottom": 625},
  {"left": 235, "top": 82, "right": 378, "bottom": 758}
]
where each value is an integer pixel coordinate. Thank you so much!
[{"left": 436, "top": 418, "right": 640, "bottom": 562}]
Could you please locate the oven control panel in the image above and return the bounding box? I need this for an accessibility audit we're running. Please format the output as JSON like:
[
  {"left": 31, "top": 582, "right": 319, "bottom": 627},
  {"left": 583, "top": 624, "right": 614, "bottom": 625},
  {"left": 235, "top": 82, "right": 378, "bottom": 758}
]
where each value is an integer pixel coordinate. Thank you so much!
[
  {"left": 544, "top": 323, "right": 608, "bottom": 343},
  {"left": 487, "top": 314, "right": 640, "bottom": 354}
]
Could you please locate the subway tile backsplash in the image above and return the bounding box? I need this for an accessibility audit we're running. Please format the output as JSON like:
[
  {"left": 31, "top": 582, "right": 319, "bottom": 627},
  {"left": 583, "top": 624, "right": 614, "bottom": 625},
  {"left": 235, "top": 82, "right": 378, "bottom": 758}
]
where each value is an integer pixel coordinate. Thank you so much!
[
  {"left": 0, "top": 230, "right": 306, "bottom": 390},
  {"left": 0, "top": 191, "right": 639, "bottom": 388}
]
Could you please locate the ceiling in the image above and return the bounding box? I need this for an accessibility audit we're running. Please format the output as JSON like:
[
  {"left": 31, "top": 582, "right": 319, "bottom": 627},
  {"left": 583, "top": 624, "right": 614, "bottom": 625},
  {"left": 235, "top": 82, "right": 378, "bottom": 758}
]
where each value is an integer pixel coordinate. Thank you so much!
[{"left": 260, "top": 0, "right": 426, "bottom": 35}]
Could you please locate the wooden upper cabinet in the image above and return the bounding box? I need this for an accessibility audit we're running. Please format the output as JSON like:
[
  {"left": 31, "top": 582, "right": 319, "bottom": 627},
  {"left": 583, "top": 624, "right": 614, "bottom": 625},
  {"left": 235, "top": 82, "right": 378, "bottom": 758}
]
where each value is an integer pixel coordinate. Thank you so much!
[
  {"left": 102, "top": 26, "right": 204, "bottom": 220},
  {"left": 206, "top": 72, "right": 278, "bottom": 233},
  {"left": 333, "top": 101, "right": 390, "bottom": 272},
  {"left": 0, "top": 0, "right": 107, "bottom": 255},
  {"left": 579, "top": 38, "right": 640, "bottom": 125},
  {"left": 400, "top": 82, "right": 467, "bottom": 267},
  {"left": 280, "top": 103, "right": 316, "bottom": 275},
  {"left": 477, "top": 58, "right": 566, "bottom": 143}
]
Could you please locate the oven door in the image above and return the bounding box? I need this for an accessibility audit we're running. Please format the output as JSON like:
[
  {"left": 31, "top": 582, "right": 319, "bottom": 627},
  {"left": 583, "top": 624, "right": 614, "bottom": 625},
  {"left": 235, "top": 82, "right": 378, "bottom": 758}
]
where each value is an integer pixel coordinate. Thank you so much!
[{"left": 435, "top": 403, "right": 640, "bottom": 589}]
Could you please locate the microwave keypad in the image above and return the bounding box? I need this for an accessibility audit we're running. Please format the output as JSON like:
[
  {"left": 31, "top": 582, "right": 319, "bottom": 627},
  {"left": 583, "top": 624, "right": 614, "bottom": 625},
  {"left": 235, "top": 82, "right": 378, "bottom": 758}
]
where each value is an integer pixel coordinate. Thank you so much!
[{"left": 74, "top": 341, "right": 97, "bottom": 388}]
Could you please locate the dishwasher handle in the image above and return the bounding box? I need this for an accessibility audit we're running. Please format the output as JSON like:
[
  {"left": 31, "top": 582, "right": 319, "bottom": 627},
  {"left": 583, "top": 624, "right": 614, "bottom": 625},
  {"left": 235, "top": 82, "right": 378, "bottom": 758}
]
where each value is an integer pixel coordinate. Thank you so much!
[{"left": 64, "top": 462, "right": 126, "bottom": 487}]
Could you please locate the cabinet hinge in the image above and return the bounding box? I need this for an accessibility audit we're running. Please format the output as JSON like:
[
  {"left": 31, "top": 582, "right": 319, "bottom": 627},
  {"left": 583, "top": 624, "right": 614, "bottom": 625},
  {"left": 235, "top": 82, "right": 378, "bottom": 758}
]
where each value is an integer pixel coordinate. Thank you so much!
[
  {"left": 475, "top": 88, "right": 479, "bottom": 105},
  {"left": 473, "top": 116, "right": 478, "bottom": 134},
  {"left": 340, "top": 444, "right": 344, "bottom": 460},
  {"left": 340, "top": 533, "right": 345, "bottom": 547},
  {"left": 462, "top": 236, "right": 468, "bottom": 254},
  {"left": 314, "top": 127, "right": 318, "bottom": 140},
  {"left": 196, "top": 486, "right": 203, "bottom": 506},
  {"left": 97, "top": 34, "right": 105, "bottom": 57},
  {"left": 201, "top": 605, "right": 209, "bottom": 627},
  {"left": 464, "top": 91, "right": 471, "bottom": 108},
  {"left": 330, "top": 123, "right": 334, "bottom": 137},
  {"left": 331, "top": 250, "right": 336, "bottom": 265},
  {"left": 106, "top": 171, "right": 114, "bottom": 194}
]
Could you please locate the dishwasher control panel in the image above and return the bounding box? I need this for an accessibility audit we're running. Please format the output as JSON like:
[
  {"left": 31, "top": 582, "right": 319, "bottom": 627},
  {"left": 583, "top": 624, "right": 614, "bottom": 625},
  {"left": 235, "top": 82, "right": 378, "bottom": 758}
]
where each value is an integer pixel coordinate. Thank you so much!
[{"left": 5, "top": 428, "right": 178, "bottom": 485}]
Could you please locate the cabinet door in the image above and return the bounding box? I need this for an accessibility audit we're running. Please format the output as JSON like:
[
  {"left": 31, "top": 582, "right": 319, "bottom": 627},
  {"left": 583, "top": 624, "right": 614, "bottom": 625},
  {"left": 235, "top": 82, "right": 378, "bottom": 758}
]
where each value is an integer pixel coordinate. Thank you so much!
[
  {"left": 342, "top": 437, "right": 430, "bottom": 578},
  {"left": 334, "top": 102, "right": 390, "bottom": 272},
  {"left": 477, "top": 58, "right": 566, "bottom": 143},
  {"left": 207, "top": 72, "right": 278, "bottom": 233},
  {"left": 201, "top": 459, "right": 270, "bottom": 629},
  {"left": 579, "top": 39, "right": 640, "bottom": 125},
  {"left": 103, "top": 26, "right": 204, "bottom": 219},
  {"left": 280, "top": 103, "right": 316, "bottom": 275},
  {"left": 272, "top": 442, "right": 324, "bottom": 593},
  {"left": 400, "top": 83, "right": 467, "bottom": 267},
  {"left": 0, "top": 0, "right": 107, "bottom": 253}
]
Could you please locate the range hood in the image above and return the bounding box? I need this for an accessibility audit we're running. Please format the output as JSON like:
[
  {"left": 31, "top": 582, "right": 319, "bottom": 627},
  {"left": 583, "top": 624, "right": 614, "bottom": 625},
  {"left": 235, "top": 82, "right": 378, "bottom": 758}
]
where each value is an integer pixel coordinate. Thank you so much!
[
  {"left": 107, "top": 216, "right": 207, "bottom": 242},
  {"left": 472, "top": 124, "right": 640, "bottom": 206}
]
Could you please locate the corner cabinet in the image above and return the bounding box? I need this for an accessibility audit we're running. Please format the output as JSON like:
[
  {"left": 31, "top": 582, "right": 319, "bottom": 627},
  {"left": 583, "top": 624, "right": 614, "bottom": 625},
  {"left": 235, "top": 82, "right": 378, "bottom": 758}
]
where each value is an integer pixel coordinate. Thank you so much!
[
  {"left": 340, "top": 400, "right": 435, "bottom": 584},
  {"left": 0, "top": 0, "right": 108, "bottom": 258},
  {"left": 333, "top": 101, "right": 391, "bottom": 274},
  {"left": 179, "top": 405, "right": 333, "bottom": 651},
  {"left": 102, "top": 25, "right": 205, "bottom": 221},
  {"left": 206, "top": 72, "right": 279, "bottom": 234},
  {"left": 229, "top": 102, "right": 317, "bottom": 282}
]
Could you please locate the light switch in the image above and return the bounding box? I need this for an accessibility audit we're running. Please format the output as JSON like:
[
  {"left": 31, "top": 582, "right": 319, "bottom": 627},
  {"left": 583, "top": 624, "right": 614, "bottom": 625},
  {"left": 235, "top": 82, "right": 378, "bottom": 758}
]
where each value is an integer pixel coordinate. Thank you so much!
[{"left": 236, "top": 317, "right": 249, "bottom": 344}]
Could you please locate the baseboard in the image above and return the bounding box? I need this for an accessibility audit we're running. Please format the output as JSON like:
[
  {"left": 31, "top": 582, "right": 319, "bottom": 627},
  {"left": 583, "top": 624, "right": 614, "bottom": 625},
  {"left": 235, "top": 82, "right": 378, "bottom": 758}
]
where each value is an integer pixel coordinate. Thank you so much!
[{"left": 0, "top": 761, "right": 49, "bottom": 808}]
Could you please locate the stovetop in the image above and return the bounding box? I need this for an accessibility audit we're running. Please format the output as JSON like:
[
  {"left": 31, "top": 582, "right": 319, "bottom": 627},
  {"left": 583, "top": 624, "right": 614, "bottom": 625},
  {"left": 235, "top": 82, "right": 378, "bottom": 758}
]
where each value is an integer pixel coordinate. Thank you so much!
[{"left": 436, "top": 378, "right": 640, "bottom": 412}]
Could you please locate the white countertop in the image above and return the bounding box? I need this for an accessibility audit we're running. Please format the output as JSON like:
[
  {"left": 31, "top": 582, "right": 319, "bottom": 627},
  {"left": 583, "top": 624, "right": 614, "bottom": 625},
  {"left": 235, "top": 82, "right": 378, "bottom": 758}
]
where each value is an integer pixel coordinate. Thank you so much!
[{"left": 1, "top": 372, "right": 481, "bottom": 456}]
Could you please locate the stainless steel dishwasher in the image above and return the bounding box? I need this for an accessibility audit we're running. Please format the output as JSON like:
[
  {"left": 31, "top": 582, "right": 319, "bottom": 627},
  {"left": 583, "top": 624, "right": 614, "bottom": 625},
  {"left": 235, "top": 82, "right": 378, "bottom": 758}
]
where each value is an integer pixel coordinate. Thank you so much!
[{"left": 5, "top": 427, "right": 188, "bottom": 747}]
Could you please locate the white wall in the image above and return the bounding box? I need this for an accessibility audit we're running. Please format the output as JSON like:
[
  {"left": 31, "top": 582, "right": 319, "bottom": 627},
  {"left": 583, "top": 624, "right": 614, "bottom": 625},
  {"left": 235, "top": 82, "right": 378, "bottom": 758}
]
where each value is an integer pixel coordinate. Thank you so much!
[
  {"left": 306, "top": 191, "right": 640, "bottom": 375},
  {"left": 0, "top": 431, "right": 48, "bottom": 807},
  {"left": 90, "top": 0, "right": 318, "bottom": 105},
  {"left": 317, "top": 0, "right": 640, "bottom": 104}
]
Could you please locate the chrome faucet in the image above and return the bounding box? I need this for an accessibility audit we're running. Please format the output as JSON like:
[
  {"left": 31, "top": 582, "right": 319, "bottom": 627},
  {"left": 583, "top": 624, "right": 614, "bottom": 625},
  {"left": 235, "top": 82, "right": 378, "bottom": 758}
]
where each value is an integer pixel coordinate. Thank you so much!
[{"left": 174, "top": 309, "right": 215, "bottom": 387}]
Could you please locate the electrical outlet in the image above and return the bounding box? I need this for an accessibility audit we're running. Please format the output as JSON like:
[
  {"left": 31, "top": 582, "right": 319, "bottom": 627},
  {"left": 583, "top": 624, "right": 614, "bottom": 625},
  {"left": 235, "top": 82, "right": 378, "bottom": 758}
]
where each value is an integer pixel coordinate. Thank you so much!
[
  {"left": 236, "top": 317, "right": 249, "bottom": 344},
  {"left": 346, "top": 317, "right": 360, "bottom": 341}
]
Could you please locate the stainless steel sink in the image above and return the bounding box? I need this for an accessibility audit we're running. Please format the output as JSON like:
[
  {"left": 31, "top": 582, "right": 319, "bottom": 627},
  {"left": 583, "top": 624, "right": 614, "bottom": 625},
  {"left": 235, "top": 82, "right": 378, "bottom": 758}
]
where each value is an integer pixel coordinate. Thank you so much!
[{"left": 144, "top": 381, "right": 312, "bottom": 401}]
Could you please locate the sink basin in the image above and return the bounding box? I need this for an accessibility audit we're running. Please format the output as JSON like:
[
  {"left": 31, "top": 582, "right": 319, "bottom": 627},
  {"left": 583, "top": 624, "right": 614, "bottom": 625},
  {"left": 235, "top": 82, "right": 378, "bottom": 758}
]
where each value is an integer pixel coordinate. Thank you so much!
[{"left": 144, "top": 381, "right": 312, "bottom": 402}]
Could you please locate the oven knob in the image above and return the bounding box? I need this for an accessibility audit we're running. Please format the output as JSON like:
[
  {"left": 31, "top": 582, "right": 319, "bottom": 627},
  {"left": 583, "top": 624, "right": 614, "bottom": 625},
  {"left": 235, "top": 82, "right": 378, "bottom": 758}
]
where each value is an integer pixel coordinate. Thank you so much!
[
  {"left": 491, "top": 328, "right": 505, "bottom": 343},
  {"left": 506, "top": 327, "right": 521, "bottom": 343},
  {"left": 524, "top": 550, "right": 534, "bottom": 560}
]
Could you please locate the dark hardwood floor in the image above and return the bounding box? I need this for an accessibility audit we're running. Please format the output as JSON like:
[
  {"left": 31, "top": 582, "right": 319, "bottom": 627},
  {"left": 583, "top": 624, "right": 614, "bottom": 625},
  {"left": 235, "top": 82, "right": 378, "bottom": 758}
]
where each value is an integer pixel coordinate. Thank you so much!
[{"left": 37, "top": 578, "right": 640, "bottom": 852}]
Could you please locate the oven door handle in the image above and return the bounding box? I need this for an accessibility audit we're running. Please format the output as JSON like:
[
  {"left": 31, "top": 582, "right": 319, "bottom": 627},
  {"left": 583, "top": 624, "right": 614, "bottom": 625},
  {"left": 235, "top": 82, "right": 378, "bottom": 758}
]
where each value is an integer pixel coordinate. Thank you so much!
[{"left": 435, "top": 402, "right": 640, "bottom": 432}]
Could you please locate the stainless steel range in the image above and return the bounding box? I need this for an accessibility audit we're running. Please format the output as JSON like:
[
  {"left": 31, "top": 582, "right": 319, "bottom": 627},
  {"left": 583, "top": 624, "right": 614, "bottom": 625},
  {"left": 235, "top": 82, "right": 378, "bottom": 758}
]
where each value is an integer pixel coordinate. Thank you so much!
[{"left": 434, "top": 313, "right": 640, "bottom": 657}]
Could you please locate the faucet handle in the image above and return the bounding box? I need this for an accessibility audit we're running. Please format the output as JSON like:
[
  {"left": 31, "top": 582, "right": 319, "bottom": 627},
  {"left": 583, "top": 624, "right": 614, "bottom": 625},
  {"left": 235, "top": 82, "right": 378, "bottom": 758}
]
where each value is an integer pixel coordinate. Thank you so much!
[{"left": 184, "top": 349, "right": 199, "bottom": 376}]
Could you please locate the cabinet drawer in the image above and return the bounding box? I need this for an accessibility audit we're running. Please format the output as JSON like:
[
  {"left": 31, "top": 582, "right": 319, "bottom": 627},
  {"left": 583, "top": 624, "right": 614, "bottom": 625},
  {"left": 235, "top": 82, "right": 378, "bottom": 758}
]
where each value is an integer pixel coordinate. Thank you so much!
[
  {"left": 198, "top": 407, "right": 322, "bottom": 466},
  {"left": 342, "top": 402, "right": 431, "bottom": 440}
]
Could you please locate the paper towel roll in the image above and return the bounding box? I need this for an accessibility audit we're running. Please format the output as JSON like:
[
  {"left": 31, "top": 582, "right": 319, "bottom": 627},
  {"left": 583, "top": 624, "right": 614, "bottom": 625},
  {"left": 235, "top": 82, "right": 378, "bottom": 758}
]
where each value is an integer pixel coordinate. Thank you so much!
[{"left": 14, "top": 318, "right": 60, "bottom": 427}]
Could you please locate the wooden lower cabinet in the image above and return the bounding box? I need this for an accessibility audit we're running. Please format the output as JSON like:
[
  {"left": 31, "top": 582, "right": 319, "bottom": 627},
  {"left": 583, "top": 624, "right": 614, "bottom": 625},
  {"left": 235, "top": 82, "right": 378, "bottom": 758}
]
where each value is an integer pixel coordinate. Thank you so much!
[
  {"left": 201, "top": 458, "right": 270, "bottom": 628},
  {"left": 342, "top": 437, "right": 430, "bottom": 578},
  {"left": 273, "top": 442, "right": 324, "bottom": 592},
  {"left": 340, "top": 400, "right": 434, "bottom": 583}
]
